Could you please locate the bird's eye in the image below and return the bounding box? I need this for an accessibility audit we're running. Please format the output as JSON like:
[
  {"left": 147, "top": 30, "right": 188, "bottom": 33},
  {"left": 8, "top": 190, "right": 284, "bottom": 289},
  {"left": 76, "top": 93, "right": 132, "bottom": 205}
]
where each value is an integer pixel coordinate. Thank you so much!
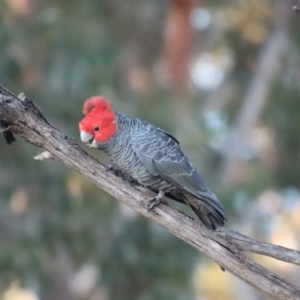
[{"left": 94, "top": 126, "right": 100, "bottom": 132}]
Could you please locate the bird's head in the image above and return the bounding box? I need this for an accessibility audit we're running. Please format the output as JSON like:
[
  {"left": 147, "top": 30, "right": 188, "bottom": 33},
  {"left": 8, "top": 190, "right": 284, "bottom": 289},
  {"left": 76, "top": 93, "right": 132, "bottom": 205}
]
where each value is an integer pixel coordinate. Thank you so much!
[{"left": 79, "top": 96, "right": 117, "bottom": 147}]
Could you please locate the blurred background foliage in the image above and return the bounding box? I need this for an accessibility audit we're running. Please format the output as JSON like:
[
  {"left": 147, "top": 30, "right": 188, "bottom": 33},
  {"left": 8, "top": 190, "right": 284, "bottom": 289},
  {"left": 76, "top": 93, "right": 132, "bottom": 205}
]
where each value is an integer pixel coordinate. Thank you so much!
[{"left": 0, "top": 0, "right": 300, "bottom": 299}]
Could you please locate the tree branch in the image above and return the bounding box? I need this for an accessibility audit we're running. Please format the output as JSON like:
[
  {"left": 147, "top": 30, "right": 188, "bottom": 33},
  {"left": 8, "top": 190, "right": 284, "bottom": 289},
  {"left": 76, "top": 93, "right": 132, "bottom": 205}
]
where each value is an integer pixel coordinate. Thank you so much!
[
  {"left": 0, "top": 84, "right": 299, "bottom": 300},
  {"left": 217, "top": 229, "right": 300, "bottom": 266}
]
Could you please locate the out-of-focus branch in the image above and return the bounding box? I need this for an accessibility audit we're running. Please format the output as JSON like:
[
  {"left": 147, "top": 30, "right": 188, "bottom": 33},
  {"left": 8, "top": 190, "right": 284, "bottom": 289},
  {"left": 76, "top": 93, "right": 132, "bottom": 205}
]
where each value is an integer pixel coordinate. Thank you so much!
[
  {"left": 0, "top": 85, "right": 300, "bottom": 300},
  {"left": 223, "top": 0, "right": 292, "bottom": 183},
  {"left": 293, "top": 0, "right": 300, "bottom": 11}
]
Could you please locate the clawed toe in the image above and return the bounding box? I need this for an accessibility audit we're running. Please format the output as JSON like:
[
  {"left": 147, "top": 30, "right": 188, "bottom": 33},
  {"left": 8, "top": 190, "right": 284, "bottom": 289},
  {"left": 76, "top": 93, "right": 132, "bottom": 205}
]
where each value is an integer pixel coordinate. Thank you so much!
[
  {"left": 147, "top": 190, "right": 164, "bottom": 212},
  {"left": 106, "top": 164, "right": 115, "bottom": 172},
  {"left": 147, "top": 197, "right": 161, "bottom": 212}
]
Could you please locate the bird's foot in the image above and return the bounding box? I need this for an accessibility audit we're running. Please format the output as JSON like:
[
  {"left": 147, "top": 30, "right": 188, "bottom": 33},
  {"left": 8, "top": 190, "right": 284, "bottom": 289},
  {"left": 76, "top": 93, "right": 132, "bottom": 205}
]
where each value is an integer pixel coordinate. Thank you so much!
[
  {"left": 147, "top": 190, "right": 164, "bottom": 212},
  {"left": 106, "top": 164, "right": 140, "bottom": 186},
  {"left": 106, "top": 164, "right": 118, "bottom": 172},
  {"left": 106, "top": 163, "right": 123, "bottom": 177}
]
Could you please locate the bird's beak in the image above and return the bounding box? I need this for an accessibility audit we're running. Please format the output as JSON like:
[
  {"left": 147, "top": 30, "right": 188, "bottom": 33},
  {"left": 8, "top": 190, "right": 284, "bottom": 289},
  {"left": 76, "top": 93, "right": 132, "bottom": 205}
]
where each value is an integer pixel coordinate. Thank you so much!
[{"left": 80, "top": 131, "right": 94, "bottom": 145}]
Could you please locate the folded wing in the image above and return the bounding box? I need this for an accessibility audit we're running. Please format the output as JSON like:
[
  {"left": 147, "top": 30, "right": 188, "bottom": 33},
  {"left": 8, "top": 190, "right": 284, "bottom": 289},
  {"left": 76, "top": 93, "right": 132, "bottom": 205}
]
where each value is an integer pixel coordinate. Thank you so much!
[{"left": 131, "top": 126, "right": 225, "bottom": 229}]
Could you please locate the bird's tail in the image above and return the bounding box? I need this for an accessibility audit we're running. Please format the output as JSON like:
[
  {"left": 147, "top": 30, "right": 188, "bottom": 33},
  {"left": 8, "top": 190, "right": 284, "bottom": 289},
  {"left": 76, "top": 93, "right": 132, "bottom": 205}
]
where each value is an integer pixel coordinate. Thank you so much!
[
  {"left": 190, "top": 191, "right": 226, "bottom": 230},
  {"left": 166, "top": 190, "right": 226, "bottom": 230}
]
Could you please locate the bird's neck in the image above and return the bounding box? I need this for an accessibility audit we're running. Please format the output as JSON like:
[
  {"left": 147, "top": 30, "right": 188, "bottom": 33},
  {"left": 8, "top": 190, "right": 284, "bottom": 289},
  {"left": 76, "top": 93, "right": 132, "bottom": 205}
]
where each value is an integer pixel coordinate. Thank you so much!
[{"left": 98, "top": 112, "right": 137, "bottom": 156}]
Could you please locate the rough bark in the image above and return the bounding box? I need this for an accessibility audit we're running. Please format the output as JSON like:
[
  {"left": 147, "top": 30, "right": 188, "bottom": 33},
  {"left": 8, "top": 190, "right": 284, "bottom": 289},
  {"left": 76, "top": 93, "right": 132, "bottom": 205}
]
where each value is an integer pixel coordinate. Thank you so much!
[{"left": 0, "top": 84, "right": 300, "bottom": 300}]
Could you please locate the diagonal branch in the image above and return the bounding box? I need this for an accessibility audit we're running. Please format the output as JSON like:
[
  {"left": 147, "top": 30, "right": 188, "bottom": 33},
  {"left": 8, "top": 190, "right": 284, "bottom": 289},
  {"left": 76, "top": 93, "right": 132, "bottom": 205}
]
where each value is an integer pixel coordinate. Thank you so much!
[{"left": 0, "top": 84, "right": 299, "bottom": 300}]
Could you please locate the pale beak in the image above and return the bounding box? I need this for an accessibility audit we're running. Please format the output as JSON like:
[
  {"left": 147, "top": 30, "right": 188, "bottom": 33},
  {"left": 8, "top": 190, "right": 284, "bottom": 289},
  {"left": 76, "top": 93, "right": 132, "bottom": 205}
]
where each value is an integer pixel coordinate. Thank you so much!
[{"left": 80, "top": 131, "right": 94, "bottom": 145}]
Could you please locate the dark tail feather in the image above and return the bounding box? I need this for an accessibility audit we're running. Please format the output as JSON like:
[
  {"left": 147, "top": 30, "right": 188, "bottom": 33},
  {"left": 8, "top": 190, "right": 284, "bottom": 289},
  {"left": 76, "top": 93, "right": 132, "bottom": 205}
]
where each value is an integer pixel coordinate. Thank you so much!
[
  {"left": 188, "top": 189, "right": 226, "bottom": 230},
  {"left": 191, "top": 206, "right": 223, "bottom": 230},
  {"left": 165, "top": 192, "right": 226, "bottom": 230}
]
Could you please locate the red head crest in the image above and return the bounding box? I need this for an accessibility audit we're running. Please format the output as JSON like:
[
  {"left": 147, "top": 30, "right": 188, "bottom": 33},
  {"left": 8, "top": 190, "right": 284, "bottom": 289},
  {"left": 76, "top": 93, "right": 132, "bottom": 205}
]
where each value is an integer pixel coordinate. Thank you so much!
[
  {"left": 79, "top": 96, "right": 117, "bottom": 143},
  {"left": 82, "top": 96, "right": 111, "bottom": 115}
]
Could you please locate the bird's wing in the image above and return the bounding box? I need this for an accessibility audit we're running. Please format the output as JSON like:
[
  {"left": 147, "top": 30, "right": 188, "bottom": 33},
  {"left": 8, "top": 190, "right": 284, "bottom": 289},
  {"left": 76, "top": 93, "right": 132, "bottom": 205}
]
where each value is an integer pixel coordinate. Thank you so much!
[
  {"left": 131, "top": 126, "right": 225, "bottom": 228},
  {"left": 131, "top": 126, "right": 209, "bottom": 195}
]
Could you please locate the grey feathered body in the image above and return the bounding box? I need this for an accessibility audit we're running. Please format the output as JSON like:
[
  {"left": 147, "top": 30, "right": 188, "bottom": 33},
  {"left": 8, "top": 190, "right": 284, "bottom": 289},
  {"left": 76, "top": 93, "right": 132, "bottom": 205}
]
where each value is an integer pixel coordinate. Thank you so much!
[{"left": 99, "top": 112, "right": 226, "bottom": 229}]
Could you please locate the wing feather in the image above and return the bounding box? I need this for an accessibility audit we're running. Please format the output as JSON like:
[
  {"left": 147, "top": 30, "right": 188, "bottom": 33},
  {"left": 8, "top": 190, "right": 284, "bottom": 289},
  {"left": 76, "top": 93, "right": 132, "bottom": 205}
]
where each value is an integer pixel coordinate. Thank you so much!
[
  {"left": 131, "top": 126, "right": 225, "bottom": 229},
  {"left": 131, "top": 127, "right": 209, "bottom": 194}
]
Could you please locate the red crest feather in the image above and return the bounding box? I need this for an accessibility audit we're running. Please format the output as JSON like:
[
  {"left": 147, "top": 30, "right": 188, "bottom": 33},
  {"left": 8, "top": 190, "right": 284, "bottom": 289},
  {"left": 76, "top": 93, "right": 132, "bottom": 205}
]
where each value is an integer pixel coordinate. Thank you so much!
[{"left": 83, "top": 96, "right": 112, "bottom": 115}]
